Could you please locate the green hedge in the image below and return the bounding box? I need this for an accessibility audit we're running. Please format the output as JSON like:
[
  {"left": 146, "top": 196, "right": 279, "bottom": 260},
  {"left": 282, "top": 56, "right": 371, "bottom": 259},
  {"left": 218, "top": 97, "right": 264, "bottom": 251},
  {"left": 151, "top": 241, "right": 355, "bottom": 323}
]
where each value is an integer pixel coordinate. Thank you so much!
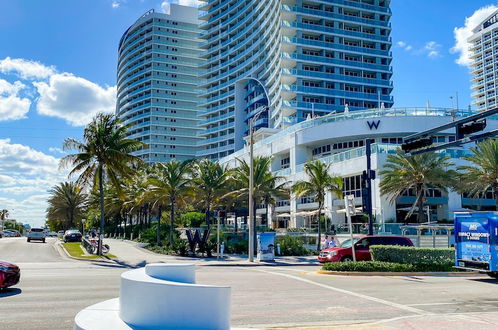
[
  {"left": 370, "top": 245, "right": 454, "bottom": 264},
  {"left": 322, "top": 261, "right": 414, "bottom": 272},
  {"left": 322, "top": 261, "right": 456, "bottom": 272}
]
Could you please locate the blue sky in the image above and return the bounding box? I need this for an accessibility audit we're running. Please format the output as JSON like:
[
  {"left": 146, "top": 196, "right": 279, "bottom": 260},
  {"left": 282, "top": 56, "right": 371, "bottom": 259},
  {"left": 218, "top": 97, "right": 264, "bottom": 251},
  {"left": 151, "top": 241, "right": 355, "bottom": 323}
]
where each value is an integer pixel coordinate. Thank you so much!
[{"left": 0, "top": 0, "right": 495, "bottom": 227}]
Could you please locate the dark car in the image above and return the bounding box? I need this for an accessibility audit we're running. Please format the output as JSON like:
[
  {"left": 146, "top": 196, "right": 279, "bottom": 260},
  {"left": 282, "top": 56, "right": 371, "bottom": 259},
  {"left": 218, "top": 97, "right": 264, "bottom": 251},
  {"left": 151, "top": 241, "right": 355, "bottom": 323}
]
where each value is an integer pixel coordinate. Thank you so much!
[
  {"left": 64, "top": 230, "right": 82, "bottom": 243},
  {"left": 0, "top": 260, "right": 20, "bottom": 289},
  {"left": 318, "top": 235, "right": 414, "bottom": 263}
]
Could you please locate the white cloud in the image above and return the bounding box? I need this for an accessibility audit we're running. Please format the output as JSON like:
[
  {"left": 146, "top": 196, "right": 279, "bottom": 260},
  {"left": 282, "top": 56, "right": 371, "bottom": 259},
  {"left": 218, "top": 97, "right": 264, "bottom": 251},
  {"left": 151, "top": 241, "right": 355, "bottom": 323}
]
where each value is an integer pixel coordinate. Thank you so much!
[
  {"left": 0, "top": 79, "right": 31, "bottom": 121},
  {"left": 112, "top": 0, "right": 126, "bottom": 8},
  {"left": 396, "top": 41, "right": 413, "bottom": 52},
  {"left": 48, "top": 147, "right": 65, "bottom": 154},
  {"left": 424, "top": 41, "right": 442, "bottom": 58},
  {"left": 0, "top": 138, "right": 60, "bottom": 176},
  {"left": 161, "top": 0, "right": 200, "bottom": 13},
  {"left": 0, "top": 57, "right": 55, "bottom": 80},
  {"left": 33, "top": 73, "right": 116, "bottom": 126},
  {"left": 0, "top": 139, "right": 68, "bottom": 227},
  {"left": 451, "top": 5, "right": 498, "bottom": 67}
]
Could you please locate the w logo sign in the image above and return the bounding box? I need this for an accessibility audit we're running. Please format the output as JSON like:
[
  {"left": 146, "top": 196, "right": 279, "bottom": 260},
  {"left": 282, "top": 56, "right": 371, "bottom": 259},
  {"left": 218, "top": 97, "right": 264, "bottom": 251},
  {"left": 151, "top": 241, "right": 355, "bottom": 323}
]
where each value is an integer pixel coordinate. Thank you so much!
[{"left": 367, "top": 120, "right": 380, "bottom": 130}]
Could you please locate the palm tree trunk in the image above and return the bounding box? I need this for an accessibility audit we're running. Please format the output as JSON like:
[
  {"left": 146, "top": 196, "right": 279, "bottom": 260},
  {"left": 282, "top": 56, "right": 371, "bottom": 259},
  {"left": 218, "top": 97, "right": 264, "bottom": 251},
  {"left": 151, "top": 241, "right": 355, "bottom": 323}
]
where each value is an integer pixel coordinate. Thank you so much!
[
  {"left": 98, "top": 165, "right": 105, "bottom": 256},
  {"left": 169, "top": 198, "right": 175, "bottom": 246},
  {"left": 416, "top": 188, "right": 425, "bottom": 223},
  {"left": 156, "top": 204, "right": 162, "bottom": 246},
  {"left": 206, "top": 204, "right": 211, "bottom": 230},
  {"left": 316, "top": 203, "right": 323, "bottom": 252}
]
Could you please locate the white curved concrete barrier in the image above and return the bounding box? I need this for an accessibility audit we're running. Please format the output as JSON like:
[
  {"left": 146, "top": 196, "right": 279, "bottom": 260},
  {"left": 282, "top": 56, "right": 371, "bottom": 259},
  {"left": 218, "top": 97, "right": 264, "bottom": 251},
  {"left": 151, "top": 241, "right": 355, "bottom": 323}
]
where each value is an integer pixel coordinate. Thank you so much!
[{"left": 74, "top": 263, "right": 231, "bottom": 330}]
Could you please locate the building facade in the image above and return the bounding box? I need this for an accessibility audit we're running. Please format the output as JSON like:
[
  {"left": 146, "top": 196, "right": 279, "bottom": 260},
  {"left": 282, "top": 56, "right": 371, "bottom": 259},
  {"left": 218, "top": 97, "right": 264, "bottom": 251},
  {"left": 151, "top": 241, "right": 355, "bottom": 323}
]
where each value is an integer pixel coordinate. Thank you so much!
[
  {"left": 198, "top": 0, "right": 394, "bottom": 160},
  {"left": 219, "top": 108, "right": 498, "bottom": 230},
  {"left": 469, "top": 9, "right": 498, "bottom": 111},
  {"left": 117, "top": 5, "right": 205, "bottom": 162}
]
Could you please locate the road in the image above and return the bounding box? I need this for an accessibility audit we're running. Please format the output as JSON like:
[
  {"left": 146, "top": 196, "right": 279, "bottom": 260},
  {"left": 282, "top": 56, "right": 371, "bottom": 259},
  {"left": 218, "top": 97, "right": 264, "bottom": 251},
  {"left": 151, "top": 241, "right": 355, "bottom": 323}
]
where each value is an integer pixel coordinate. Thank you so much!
[{"left": 1, "top": 237, "right": 498, "bottom": 329}]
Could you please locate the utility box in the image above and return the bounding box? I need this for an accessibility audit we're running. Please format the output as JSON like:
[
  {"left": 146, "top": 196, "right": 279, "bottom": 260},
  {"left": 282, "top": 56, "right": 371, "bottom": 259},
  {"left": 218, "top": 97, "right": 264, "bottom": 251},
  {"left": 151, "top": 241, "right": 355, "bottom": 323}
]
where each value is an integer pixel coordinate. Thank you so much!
[
  {"left": 454, "top": 212, "right": 498, "bottom": 278},
  {"left": 257, "top": 232, "right": 276, "bottom": 262}
]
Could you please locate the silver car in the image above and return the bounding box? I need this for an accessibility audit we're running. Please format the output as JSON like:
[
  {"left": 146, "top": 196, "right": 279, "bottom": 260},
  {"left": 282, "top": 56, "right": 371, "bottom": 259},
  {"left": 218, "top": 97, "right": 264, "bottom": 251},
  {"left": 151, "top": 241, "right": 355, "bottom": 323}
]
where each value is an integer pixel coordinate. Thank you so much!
[{"left": 27, "top": 228, "right": 46, "bottom": 243}]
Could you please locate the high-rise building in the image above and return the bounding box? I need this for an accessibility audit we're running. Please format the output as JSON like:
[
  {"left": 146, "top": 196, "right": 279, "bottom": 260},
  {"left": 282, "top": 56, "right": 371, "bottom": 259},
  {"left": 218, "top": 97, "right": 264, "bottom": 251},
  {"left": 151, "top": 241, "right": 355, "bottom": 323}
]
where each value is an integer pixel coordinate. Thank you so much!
[
  {"left": 469, "top": 9, "right": 498, "bottom": 111},
  {"left": 117, "top": 5, "right": 205, "bottom": 162},
  {"left": 197, "top": 0, "right": 394, "bottom": 160}
]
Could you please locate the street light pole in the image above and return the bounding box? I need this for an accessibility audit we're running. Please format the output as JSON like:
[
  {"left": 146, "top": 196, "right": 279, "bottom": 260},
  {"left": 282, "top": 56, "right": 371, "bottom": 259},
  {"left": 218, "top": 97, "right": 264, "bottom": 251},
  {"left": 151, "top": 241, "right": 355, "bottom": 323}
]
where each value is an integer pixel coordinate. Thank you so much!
[
  {"left": 248, "top": 107, "right": 266, "bottom": 262},
  {"left": 248, "top": 117, "right": 255, "bottom": 262}
]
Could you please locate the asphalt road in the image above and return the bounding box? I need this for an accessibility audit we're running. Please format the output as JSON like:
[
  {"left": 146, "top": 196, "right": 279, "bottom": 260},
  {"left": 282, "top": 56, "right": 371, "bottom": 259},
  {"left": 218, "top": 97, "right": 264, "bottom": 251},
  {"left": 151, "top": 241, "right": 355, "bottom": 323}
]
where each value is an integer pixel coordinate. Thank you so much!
[{"left": 1, "top": 237, "right": 498, "bottom": 329}]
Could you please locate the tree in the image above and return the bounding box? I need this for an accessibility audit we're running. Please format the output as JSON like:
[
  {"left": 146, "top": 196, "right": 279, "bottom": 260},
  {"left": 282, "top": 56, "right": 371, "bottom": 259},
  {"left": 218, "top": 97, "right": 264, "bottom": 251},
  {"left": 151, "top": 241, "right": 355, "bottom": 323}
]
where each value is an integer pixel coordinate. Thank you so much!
[
  {"left": 193, "top": 159, "right": 231, "bottom": 229},
  {"left": 458, "top": 138, "right": 498, "bottom": 209},
  {"left": 46, "top": 182, "right": 88, "bottom": 230},
  {"left": 144, "top": 161, "right": 193, "bottom": 246},
  {"left": 292, "top": 160, "right": 343, "bottom": 251},
  {"left": 0, "top": 209, "right": 9, "bottom": 231},
  {"left": 379, "top": 149, "right": 456, "bottom": 223},
  {"left": 228, "top": 156, "right": 288, "bottom": 251},
  {"left": 60, "top": 113, "right": 144, "bottom": 254}
]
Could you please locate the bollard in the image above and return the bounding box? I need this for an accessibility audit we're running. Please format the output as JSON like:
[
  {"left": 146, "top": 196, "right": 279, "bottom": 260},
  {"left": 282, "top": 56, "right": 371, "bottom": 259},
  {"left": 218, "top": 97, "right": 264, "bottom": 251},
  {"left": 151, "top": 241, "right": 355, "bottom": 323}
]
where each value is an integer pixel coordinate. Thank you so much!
[
  {"left": 277, "top": 243, "right": 281, "bottom": 256},
  {"left": 131, "top": 233, "right": 134, "bottom": 241}
]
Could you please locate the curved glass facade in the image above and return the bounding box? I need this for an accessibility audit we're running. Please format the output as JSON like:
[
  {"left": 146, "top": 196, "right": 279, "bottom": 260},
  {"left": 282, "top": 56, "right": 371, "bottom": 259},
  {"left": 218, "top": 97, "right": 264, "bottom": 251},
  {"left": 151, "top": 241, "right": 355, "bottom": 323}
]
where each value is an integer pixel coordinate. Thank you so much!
[
  {"left": 198, "top": 0, "right": 394, "bottom": 160},
  {"left": 117, "top": 6, "right": 205, "bottom": 163}
]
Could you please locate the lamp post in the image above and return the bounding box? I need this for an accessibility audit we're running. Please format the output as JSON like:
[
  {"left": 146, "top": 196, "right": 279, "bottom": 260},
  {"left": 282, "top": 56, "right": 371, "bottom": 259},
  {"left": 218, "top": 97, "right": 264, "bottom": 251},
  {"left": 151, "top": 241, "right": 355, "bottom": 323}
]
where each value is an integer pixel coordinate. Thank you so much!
[
  {"left": 81, "top": 218, "right": 85, "bottom": 236},
  {"left": 248, "top": 107, "right": 266, "bottom": 262}
]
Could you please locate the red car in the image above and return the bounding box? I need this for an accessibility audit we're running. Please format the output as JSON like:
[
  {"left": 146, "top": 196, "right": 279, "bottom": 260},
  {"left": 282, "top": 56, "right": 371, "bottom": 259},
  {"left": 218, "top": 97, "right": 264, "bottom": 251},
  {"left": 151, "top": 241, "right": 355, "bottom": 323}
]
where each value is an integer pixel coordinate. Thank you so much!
[
  {"left": 0, "top": 260, "right": 20, "bottom": 289},
  {"left": 318, "top": 235, "right": 414, "bottom": 263}
]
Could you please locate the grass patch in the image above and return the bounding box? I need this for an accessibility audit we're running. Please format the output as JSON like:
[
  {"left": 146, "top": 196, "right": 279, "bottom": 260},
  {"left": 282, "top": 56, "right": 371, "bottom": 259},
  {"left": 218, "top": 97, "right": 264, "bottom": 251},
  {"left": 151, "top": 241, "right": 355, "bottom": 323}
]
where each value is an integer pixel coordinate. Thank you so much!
[
  {"left": 61, "top": 242, "right": 116, "bottom": 259},
  {"left": 322, "top": 261, "right": 458, "bottom": 273}
]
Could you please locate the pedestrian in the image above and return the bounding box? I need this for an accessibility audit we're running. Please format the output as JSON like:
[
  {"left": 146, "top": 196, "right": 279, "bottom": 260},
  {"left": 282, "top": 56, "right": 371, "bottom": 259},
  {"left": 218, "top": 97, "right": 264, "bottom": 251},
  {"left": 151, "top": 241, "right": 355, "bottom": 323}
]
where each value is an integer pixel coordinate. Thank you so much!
[
  {"left": 328, "top": 235, "right": 337, "bottom": 248},
  {"left": 323, "top": 235, "right": 330, "bottom": 249}
]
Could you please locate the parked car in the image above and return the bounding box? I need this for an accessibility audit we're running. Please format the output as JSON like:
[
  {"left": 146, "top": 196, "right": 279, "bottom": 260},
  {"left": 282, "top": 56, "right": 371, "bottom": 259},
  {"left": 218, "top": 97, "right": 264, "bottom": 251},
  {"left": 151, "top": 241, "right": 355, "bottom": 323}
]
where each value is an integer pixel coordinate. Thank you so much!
[
  {"left": 0, "top": 260, "right": 20, "bottom": 289},
  {"left": 3, "top": 230, "right": 21, "bottom": 237},
  {"left": 27, "top": 228, "right": 46, "bottom": 243},
  {"left": 318, "top": 235, "right": 414, "bottom": 263},
  {"left": 64, "top": 230, "right": 82, "bottom": 243},
  {"left": 46, "top": 231, "right": 58, "bottom": 237}
]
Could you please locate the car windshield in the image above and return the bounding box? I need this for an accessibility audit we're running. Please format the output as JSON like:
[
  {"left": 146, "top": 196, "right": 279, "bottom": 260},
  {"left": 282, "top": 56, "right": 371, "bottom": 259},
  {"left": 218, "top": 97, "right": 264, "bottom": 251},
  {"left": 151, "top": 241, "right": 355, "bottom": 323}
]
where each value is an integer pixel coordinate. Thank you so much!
[{"left": 339, "top": 238, "right": 360, "bottom": 247}]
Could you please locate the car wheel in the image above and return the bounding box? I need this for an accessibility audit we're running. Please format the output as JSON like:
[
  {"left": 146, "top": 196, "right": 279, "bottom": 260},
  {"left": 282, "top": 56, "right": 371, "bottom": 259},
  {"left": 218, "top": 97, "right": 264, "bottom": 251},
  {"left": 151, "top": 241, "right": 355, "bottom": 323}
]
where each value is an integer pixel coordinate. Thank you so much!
[
  {"left": 27, "top": 239, "right": 30, "bottom": 242},
  {"left": 341, "top": 256, "right": 353, "bottom": 262}
]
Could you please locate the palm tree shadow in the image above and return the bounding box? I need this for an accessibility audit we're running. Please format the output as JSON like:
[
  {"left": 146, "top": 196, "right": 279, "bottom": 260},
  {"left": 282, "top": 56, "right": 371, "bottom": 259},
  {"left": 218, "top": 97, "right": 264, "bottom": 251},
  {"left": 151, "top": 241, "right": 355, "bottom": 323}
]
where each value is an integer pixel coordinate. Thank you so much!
[{"left": 0, "top": 288, "right": 22, "bottom": 298}]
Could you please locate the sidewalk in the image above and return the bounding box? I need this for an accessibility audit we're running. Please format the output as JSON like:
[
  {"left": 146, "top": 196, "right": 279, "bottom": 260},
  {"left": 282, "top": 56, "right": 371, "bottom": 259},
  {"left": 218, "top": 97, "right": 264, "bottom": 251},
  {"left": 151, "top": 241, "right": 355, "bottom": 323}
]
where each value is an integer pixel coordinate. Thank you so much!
[{"left": 106, "top": 238, "right": 319, "bottom": 268}]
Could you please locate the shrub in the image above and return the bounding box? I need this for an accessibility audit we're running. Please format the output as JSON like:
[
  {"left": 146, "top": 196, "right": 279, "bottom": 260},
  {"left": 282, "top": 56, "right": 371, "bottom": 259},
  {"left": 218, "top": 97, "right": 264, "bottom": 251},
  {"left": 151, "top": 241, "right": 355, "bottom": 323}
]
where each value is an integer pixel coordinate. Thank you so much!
[
  {"left": 277, "top": 235, "right": 311, "bottom": 256},
  {"left": 322, "top": 261, "right": 456, "bottom": 272},
  {"left": 370, "top": 245, "right": 454, "bottom": 265},
  {"left": 180, "top": 212, "right": 206, "bottom": 228},
  {"left": 322, "top": 261, "right": 414, "bottom": 272}
]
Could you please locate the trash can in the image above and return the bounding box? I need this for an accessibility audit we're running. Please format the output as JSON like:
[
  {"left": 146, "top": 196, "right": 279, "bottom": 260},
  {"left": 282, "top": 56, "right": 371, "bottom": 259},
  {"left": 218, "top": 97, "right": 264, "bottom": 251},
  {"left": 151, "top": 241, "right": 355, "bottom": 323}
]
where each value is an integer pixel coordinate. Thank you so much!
[{"left": 257, "top": 232, "right": 276, "bottom": 261}]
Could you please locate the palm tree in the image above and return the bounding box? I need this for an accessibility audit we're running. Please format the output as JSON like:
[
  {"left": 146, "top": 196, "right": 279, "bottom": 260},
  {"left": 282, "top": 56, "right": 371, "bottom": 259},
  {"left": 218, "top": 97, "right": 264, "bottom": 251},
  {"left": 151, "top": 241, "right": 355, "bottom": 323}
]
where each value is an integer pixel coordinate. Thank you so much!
[
  {"left": 379, "top": 149, "right": 456, "bottom": 222},
  {"left": 46, "top": 182, "right": 88, "bottom": 229},
  {"left": 60, "top": 113, "right": 144, "bottom": 254},
  {"left": 228, "top": 156, "right": 287, "bottom": 251},
  {"left": 292, "top": 160, "right": 343, "bottom": 251},
  {"left": 193, "top": 159, "right": 231, "bottom": 229},
  {"left": 144, "top": 160, "right": 193, "bottom": 246},
  {"left": 0, "top": 209, "right": 9, "bottom": 231},
  {"left": 458, "top": 138, "right": 498, "bottom": 209}
]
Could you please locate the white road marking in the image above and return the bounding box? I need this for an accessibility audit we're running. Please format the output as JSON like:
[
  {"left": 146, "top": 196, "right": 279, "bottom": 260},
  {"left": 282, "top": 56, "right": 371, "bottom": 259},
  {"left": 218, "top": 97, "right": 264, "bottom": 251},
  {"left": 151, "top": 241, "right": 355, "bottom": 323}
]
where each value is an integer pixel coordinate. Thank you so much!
[
  {"left": 254, "top": 268, "right": 428, "bottom": 315},
  {"left": 406, "top": 302, "right": 460, "bottom": 306}
]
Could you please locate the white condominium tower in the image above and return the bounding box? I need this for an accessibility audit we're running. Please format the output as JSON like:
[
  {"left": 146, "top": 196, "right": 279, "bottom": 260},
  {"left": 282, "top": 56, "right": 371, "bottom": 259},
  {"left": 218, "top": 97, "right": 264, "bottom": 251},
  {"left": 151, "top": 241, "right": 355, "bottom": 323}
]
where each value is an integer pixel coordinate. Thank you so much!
[
  {"left": 198, "top": 0, "right": 394, "bottom": 160},
  {"left": 469, "top": 9, "right": 498, "bottom": 111},
  {"left": 117, "top": 5, "right": 205, "bottom": 162}
]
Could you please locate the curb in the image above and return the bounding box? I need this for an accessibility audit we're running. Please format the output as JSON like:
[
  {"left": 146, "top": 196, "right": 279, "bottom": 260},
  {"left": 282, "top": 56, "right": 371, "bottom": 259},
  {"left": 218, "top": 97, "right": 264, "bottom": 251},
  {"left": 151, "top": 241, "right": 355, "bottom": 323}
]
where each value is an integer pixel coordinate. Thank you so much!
[
  {"left": 57, "top": 241, "right": 115, "bottom": 263},
  {"left": 316, "top": 269, "right": 481, "bottom": 276}
]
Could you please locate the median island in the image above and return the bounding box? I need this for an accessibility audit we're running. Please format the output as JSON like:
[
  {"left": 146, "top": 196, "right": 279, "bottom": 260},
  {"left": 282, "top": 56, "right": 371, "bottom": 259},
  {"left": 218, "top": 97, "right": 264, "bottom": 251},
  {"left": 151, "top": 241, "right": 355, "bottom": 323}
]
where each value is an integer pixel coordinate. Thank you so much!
[{"left": 321, "top": 245, "right": 458, "bottom": 273}]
